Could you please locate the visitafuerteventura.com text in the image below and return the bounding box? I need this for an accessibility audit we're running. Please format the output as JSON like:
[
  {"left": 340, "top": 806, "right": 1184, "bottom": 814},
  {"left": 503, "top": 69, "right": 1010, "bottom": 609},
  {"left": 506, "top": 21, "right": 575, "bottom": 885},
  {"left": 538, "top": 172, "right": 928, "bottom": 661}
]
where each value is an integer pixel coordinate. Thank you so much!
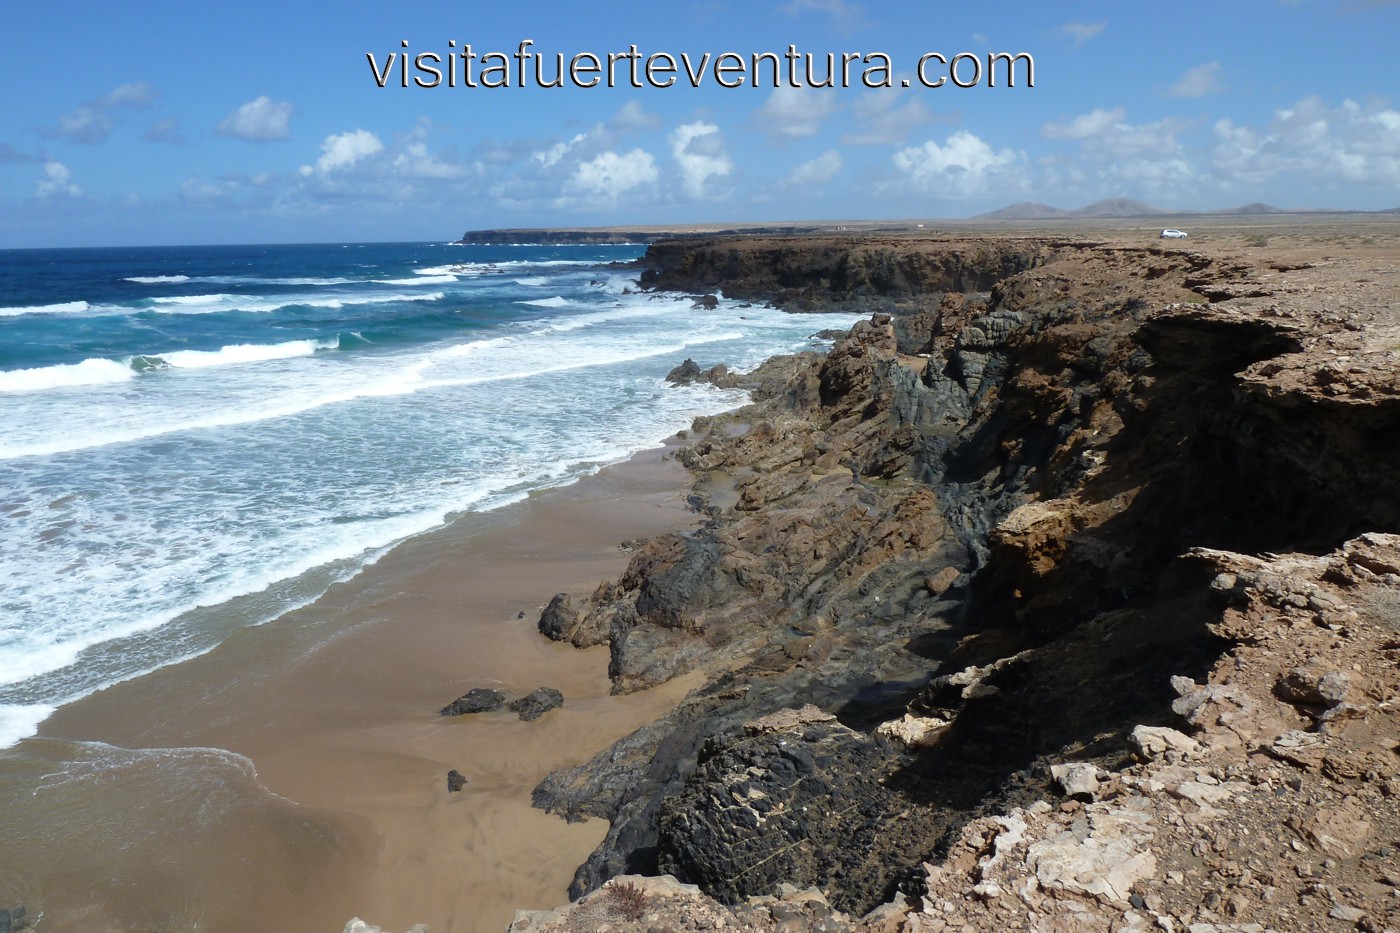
[{"left": 367, "top": 41, "right": 1035, "bottom": 90}]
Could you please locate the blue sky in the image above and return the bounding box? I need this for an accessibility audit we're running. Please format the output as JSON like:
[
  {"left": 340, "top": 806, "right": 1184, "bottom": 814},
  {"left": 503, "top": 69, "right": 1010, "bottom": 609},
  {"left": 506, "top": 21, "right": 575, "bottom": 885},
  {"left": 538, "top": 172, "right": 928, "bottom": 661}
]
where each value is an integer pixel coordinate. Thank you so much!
[{"left": 4, "top": 0, "right": 1399, "bottom": 246}]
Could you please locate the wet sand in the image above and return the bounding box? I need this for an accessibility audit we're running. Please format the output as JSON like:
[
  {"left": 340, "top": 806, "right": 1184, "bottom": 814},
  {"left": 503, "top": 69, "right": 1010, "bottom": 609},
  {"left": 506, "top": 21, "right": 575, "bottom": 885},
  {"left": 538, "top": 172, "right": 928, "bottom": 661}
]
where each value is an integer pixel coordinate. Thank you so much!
[{"left": 1, "top": 438, "right": 707, "bottom": 933}]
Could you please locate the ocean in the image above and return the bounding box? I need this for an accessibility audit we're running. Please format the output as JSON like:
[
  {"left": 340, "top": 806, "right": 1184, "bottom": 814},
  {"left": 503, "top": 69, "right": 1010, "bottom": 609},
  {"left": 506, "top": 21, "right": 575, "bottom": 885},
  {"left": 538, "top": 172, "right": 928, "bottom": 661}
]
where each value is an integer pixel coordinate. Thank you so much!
[{"left": 0, "top": 241, "right": 859, "bottom": 749}]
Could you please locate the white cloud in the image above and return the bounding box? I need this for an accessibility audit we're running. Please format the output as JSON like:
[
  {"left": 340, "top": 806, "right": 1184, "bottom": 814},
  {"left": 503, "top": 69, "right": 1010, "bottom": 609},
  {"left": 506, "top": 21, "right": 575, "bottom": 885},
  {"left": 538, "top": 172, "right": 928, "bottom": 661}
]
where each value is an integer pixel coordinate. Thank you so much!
[
  {"left": 670, "top": 122, "right": 733, "bottom": 198},
  {"left": 1213, "top": 96, "right": 1400, "bottom": 189},
  {"left": 1043, "top": 107, "right": 1127, "bottom": 141},
  {"left": 842, "top": 89, "right": 934, "bottom": 145},
  {"left": 612, "top": 101, "right": 661, "bottom": 132},
  {"left": 1167, "top": 62, "right": 1225, "bottom": 98},
  {"left": 217, "top": 96, "right": 293, "bottom": 142},
  {"left": 891, "top": 131, "right": 1026, "bottom": 197},
  {"left": 532, "top": 133, "right": 587, "bottom": 169},
  {"left": 36, "top": 161, "right": 81, "bottom": 198},
  {"left": 1041, "top": 107, "right": 1193, "bottom": 196},
  {"left": 1055, "top": 21, "right": 1107, "bottom": 46},
  {"left": 100, "top": 82, "right": 158, "bottom": 108},
  {"left": 393, "top": 142, "right": 468, "bottom": 179},
  {"left": 50, "top": 108, "right": 113, "bottom": 144},
  {"left": 787, "top": 150, "right": 843, "bottom": 186},
  {"left": 756, "top": 87, "right": 839, "bottom": 140},
  {"left": 1043, "top": 107, "right": 1187, "bottom": 158},
  {"left": 303, "top": 129, "right": 384, "bottom": 174},
  {"left": 567, "top": 149, "right": 659, "bottom": 202},
  {"left": 42, "top": 83, "right": 159, "bottom": 144}
]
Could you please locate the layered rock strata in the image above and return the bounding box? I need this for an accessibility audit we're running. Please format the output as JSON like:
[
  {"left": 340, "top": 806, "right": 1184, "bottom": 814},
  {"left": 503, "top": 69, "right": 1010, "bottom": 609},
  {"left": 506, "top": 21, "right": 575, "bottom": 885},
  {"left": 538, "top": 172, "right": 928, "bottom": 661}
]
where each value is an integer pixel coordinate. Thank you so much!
[{"left": 526, "top": 234, "right": 1400, "bottom": 926}]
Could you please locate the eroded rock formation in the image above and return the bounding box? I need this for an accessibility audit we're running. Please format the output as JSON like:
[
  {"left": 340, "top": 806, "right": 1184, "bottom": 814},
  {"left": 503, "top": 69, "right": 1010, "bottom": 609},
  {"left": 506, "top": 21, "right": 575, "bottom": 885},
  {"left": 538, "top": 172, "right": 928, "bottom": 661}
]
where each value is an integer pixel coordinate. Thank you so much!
[{"left": 529, "top": 233, "right": 1400, "bottom": 927}]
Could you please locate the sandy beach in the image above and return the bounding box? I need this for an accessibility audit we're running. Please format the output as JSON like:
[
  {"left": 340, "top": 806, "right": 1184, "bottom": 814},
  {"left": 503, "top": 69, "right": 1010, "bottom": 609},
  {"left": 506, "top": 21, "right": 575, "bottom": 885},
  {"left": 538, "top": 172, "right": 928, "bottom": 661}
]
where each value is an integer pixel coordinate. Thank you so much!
[{"left": 1, "top": 436, "right": 710, "bottom": 933}]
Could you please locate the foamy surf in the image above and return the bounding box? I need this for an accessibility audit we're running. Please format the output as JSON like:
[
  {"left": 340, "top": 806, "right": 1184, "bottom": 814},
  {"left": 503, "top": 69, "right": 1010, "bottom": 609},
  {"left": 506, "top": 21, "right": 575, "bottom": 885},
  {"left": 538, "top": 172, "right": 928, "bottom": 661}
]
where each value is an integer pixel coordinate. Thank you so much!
[
  {"left": 0, "top": 357, "right": 136, "bottom": 393},
  {"left": 0, "top": 300, "right": 92, "bottom": 317},
  {"left": 0, "top": 239, "right": 863, "bottom": 750}
]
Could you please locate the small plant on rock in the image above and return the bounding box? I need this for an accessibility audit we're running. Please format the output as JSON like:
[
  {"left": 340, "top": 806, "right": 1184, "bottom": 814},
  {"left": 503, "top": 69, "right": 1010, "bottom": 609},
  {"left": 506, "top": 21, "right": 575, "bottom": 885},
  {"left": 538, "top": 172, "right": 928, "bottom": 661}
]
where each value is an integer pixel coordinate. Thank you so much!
[{"left": 605, "top": 880, "right": 650, "bottom": 921}]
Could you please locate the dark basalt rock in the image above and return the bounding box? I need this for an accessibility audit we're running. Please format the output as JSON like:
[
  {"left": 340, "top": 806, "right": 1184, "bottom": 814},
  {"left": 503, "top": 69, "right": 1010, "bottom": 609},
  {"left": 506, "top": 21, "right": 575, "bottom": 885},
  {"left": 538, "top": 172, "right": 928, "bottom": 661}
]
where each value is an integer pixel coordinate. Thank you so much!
[
  {"left": 510, "top": 687, "right": 564, "bottom": 722},
  {"left": 439, "top": 687, "right": 506, "bottom": 716},
  {"left": 447, "top": 769, "right": 468, "bottom": 792},
  {"left": 656, "top": 719, "right": 914, "bottom": 914},
  {"left": 533, "top": 234, "right": 1400, "bottom": 915},
  {"left": 665, "top": 359, "right": 703, "bottom": 384},
  {"left": 538, "top": 593, "right": 579, "bottom": 641}
]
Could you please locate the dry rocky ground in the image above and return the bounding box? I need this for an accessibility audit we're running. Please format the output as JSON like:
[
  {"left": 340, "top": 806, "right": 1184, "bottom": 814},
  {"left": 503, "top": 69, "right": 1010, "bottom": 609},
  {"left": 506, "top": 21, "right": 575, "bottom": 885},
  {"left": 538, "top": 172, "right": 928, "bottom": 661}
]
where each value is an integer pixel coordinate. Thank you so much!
[{"left": 350, "top": 221, "right": 1400, "bottom": 933}]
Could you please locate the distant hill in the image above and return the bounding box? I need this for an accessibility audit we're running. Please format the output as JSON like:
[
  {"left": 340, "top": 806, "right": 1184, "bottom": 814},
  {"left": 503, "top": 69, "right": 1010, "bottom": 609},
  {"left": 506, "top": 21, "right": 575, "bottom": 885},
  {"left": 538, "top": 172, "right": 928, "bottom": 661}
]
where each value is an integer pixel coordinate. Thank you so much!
[
  {"left": 1071, "top": 198, "right": 1166, "bottom": 218},
  {"left": 975, "top": 199, "right": 1167, "bottom": 220},
  {"left": 974, "top": 202, "right": 1069, "bottom": 220},
  {"left": 1212, "top": 203, "right": 1283, "bottom": 215},
  {"left": 975, "top": 199, "right": 1301, "bottom": 220}
]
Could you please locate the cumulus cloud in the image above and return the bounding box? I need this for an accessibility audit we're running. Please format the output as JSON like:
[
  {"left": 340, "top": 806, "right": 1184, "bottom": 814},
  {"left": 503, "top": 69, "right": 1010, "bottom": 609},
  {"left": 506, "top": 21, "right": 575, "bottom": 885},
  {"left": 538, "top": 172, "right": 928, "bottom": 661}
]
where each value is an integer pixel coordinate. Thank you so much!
[
  {"left": 36, "top": 161, "right": 81, "bottom": 198},
  {"left": 670, "top": 122, "right": 734, "bottom": 198},
  {"left": 301, "top": 129, "right": 384, "bottom": 175},
  {"left": 1213, "top": 96, "right": 1400, "bottom": 189},
  {"left": 1055, "top": 21, "right": 1107, "bottom": 46},
  {"left": 891, "top": 131, "right": 1025, "bottom": 197},
  {"left": 1043, "top": 107, "right": 1187, "bottom": 158},
  {"left": 567, "top": 149, "right": 660, "bottom": 203},
  {"left": 393, "top": 142, "right": 469, "bottom": 179},
  {"left": 217, "top": 96, "right": 293, "bottom": 142},
  {"left": 756, "top": 87, "right": 839, "bottom": 140},
  {"left": 787, "top": 150, "right": 843, "bottom": 186},
  {"left": 1041, "top": 107, "right": 1194, "bottom": 195},
  {"left": 1167, "top": 62, "right": 1225, "bottom": 98}
]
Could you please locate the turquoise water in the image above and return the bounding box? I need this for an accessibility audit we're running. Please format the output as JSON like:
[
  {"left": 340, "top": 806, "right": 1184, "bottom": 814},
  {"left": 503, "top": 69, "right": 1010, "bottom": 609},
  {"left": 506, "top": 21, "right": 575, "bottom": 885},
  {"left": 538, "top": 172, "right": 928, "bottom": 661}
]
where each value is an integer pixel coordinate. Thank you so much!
[{"left": 0, "top": 241, "right": 860, "bottom": 745}]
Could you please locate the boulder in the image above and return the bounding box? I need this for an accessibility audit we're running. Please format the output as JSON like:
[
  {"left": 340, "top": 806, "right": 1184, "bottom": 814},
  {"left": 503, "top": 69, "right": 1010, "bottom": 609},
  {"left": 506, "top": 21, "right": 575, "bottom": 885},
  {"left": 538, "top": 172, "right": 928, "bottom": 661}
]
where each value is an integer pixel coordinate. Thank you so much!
[
  {"left": 537, "top": 593, "right": 578, "bottom": 642},
  {"left": 665, "top": 358, "right": 703, "bottom": 383},
  {"left": 510, "top": 687, "right": 564, "bottom": 722},
  {"left": 1129, "top": 724, "right": 1201, "bottom": 761},
  {"left": 447, "top": 770, "right": 467, "bottom": 793},
  {"left": 1051, "top": 762, "right": 1103, "bottom": 800},
  {"left": 440, "top": 688, "right": 507, "bottom": 716}
]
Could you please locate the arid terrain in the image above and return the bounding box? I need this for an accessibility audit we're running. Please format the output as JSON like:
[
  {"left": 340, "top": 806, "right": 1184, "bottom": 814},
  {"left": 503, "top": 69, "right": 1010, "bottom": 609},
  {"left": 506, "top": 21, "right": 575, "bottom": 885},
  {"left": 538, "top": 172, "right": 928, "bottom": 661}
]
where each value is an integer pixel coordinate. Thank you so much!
[{"left": 359, "top": 216, "right": 1400, "bottom": 933}]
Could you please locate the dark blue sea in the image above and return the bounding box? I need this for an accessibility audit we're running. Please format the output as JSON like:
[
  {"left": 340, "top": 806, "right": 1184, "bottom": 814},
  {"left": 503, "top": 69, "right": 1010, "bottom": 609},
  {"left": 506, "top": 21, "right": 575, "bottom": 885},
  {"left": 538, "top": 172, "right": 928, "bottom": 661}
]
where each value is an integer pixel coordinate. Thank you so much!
[{"left": 0, "top": 241, "right": 859, "bottom": 745}]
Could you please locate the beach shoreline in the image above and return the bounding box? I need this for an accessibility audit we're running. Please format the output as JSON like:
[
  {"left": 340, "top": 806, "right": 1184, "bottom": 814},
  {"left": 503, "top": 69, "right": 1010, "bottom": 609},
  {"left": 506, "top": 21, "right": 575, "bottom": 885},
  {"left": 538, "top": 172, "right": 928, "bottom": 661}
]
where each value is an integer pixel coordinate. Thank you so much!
[{"left": 2, "top": 431, "right": 718, "bottom": 933}]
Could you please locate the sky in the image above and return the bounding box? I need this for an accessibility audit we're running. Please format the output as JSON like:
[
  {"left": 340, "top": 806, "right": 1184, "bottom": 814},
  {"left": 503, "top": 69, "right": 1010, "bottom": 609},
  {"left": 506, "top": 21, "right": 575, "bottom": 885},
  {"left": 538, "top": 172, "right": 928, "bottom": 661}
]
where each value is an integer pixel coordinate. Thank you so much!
[{"left": 3, "top": 0, "right": 1399, "bottom": 247}]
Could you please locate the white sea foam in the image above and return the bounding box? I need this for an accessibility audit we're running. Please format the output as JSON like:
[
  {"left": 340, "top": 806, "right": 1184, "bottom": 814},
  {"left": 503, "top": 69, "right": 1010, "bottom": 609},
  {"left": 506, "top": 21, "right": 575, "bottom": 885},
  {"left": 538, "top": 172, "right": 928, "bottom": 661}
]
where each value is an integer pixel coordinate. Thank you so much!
[
  {"left": 0, "top": 703, "right": 55, "bottom": 749},
  {"left": 373, "top": 275, "right": 459, "bottom": 286},
  {"left": 517, "top": 296, "right": 570, "bottom": 308},
  {"left": 146, "top": 291, "right": 443, "bottom": 315},
  {"left": 0, "top": 358, "right": 135, "bottom": 393},
  {"left": 0, "top": 300, "right": 91, "bottom": 317},
  {"left": 186, "top": 276, "right": 357, "bottom": 286},
  {"left": 149, "top": 338, "right": 339, "bottom": 370},
  {"left": 0, "top": 259, "right": 862, "bottom": 744},
  {"left": 124, "top": 275, "right": 190, "bottom": 284},
  {"left": 415, "top": 260, "right": 603, "bottom": 277}
]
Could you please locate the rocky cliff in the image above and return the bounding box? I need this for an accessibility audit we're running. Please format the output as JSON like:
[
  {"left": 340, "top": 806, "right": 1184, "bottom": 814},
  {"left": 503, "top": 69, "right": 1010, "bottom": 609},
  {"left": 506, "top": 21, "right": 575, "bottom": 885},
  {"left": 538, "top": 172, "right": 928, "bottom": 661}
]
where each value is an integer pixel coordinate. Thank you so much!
[{"left": 523, "top": 233, "right": 1400, "bottom": 931}]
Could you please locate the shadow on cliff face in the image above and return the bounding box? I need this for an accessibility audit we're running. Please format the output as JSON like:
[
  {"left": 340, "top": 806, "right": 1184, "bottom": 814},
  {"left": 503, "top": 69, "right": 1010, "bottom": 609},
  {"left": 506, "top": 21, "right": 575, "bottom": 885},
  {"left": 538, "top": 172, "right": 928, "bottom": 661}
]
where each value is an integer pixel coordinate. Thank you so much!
[
  {"left": 860, "top": 284, "right": 1400, "bottom": 903},
  {"left": 539, "top": 237, "right": 1400, "bottom": 917}
]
